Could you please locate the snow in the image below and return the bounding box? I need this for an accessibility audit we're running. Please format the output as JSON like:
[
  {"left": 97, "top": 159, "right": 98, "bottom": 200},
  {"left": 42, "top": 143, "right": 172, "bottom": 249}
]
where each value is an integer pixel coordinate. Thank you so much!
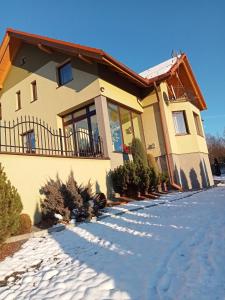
[
  {"left": 139, "top": 55, "right": 181, "bottom": 79},
  {"left": 0, "top": 187, "right": 225, "bottom": 300},
  {"left": 214, "top": 175, "right": 225, "bottom": 181}
]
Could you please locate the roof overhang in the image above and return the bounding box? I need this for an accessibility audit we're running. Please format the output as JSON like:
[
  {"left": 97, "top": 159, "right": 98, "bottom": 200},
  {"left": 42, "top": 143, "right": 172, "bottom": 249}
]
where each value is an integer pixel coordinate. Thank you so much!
[
  {"left": 0, "top": 28, "right": 149, "bottom": 91},
  {"left": 0, "top": 28, "right": 207, "bottom": 110},
  {"left": 147, "top": 54, "right": 207, "bottom": 110}
]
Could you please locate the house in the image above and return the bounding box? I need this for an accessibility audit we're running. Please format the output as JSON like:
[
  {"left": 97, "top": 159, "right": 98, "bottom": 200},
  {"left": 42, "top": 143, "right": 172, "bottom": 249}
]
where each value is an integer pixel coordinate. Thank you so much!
[{"left": 0, "top": 29, "right": 213, "bottom": 223}]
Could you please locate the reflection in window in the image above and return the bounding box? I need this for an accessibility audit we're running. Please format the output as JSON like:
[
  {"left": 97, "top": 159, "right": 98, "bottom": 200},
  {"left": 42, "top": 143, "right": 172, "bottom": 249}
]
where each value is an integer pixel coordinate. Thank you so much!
[
  {"left": 58, "top": 62, "right": 73, "bottom": 86},
  {"left": 63, "top": 104, "right": 99, "bottom": 156},
  {"left": 193, "top": 112, "right": 203, "bottom": 136},
  {"left": 107, "top": 103, "right": 123, "bottom": 152},
  {"left": 172, "top": 111, "right": 189, "bottom": 135},
  {"left": 107, "top": 102, "right": 144, "bottom": 153},
  {"left": 120, "top": 108, "right": 133, "bottom": 151}
]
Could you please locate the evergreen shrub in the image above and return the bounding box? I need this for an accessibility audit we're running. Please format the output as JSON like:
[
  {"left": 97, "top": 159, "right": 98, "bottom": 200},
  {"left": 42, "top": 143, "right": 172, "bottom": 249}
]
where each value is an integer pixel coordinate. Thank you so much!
[
  {"left": 131, "top": 138, "right": 148, "bottom": 167},
  {"left": 0, "top": 164, "right": 23, "bottom": 243}
]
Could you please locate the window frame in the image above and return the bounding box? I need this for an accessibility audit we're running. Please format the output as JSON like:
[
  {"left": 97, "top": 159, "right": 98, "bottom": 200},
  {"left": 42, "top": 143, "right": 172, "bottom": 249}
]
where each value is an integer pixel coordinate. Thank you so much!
[
  {"left": 62, "top": 103, "right": 98, "bottom": 155},
  {"left": 21, "top": 130, "right": 36, "bottom": 153},
  {"left": 0, "top": 103, "right": 2, "bottom": 121},
  {"left": 16, "top": 90, "right": 22, "bottom": 111},
  {"left": 107, "top": 100, "right": 145, "bottom": 153},
  {"left": 56, "top": 59, "right": 73, "bottom": 87},
  {"left": 193, "top": 112, "right": 203, "bottom": 136},
  {"left": 31, "top": 80, "right": 38, "bottom": 102},
  {"left": 172, "top": 110, "right": 189, "bottom": 136}
]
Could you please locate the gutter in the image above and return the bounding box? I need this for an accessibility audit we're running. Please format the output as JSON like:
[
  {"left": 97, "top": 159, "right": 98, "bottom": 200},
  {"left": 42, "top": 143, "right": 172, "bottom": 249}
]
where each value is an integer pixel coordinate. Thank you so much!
[{"left": 153, "top": 82, "right": 182, "bottom": 191}]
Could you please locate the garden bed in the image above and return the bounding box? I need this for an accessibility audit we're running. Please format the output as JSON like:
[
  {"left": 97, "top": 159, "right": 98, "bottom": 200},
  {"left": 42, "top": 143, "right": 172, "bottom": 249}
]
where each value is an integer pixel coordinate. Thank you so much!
[{"left": 0, "top": 241, "right": 27, "bottom": 262}]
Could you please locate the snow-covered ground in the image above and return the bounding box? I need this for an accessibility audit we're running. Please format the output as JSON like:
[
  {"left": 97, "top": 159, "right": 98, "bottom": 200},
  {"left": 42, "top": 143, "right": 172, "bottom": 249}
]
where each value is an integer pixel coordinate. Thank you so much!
[{"left": 1, "top": 187, "right": 225, "bottom": 300}]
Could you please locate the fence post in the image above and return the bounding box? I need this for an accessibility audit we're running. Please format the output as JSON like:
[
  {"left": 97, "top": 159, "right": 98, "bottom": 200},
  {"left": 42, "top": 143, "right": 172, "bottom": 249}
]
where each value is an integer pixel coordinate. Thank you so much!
[{"left": 59, "top": 128, "right": 64, "bottom": 156}]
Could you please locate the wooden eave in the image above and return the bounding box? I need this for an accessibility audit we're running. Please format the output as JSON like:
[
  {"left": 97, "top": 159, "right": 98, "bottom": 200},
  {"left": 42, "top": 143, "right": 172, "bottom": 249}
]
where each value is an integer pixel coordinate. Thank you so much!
[
  {"left": 0, "top": 28, "right": 149, "bottom": 90},
  {"left": 148, "top": 54, "right": 207, "bottom": 110},
  {"left": 0, "top": 28, "right": 206, "bottom": 110}
]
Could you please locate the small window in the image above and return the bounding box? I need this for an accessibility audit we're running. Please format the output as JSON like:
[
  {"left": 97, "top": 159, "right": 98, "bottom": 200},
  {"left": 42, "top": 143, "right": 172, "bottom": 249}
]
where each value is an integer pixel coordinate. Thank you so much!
[
  {"left": 22, "top": 130, "right": 36, "bottom": 153},
  {"left": 16, "top": 91, "right": 21, "bottom": 111},
  {"left": 193, "top": 112, "right": 203, "bottom": 136},
  {"left": 31, "top": 80, "right": 38, "bottom": 101},
  {"left": 172, "top": 111, "right": 189, "bottom": 135},
  {"left": 57, "top": 61, "right": 73, "bottom": 86}
]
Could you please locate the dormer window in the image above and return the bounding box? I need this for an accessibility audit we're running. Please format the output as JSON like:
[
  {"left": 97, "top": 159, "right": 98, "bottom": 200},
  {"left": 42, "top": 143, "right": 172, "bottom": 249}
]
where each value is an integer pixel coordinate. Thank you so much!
[{"left": 57, "top": 61, "right": 73, "bottom": 86}]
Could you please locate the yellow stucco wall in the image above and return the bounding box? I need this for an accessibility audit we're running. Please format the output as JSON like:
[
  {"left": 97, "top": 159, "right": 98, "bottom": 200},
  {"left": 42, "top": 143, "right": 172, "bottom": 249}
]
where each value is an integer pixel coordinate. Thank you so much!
[
  {"left": 0, "top": 43, "right": 143, "bottom": 133},
  {"left": 141, "top": 91, "right": 165, "bottom": 157},
  {"left": 0, "top": 154, "right": 111, "bottom": 224},
  {"left": 99, "top": 79, "right": 143, "bottom": 113},
  {"left": 0, "top": 44, "right": 101, "bottom": 129},
  {"left": 159, "top": 82, "right": 208, "bottom": 155}
]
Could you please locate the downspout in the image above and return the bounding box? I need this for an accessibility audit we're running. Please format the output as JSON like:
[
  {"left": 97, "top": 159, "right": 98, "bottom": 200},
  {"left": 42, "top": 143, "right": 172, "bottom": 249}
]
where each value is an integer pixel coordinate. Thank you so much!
[{"left": 153, "top": 81, "right": 182, "bottom": 191}]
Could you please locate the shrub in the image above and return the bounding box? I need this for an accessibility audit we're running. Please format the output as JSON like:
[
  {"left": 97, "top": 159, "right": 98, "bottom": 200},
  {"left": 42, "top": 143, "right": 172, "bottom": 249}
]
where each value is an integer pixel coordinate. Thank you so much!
[
  {"left": 65, "top": 173, "right": 93, "bottom": 221},
  {"left": 135, "top": 162, "right": 151, "bottom": 194},
  {"left": 149, "top": 168, "right": 158, "bottom": 190},
  {"left": 159, "top": 172, "right": 169, "bottom": 184},
  {"left": 40, "top": 173, "right": 103, "bottom": 223},
  {"left": 15, "top": 214, "right": 32, "bottom": 235},
  {"left": 147, "top": 153, "right": 159, "bottom": 175},
  {"left": 93, "top": 193, "right": 107, "bottom": 210},
  {"left": 111, "top": 161, "right": 161, "bottom": 197},
  {"left": 40, "top": 176, "right": 70, "bottom": 222},
  {"left": 131, "top": 138, "right": 148, "bottom": 167},
  {"left": 0, "top": 164, "right": 23, "bottom": 243},
  {"left": 111, "top": 164, "right": 130, "bottom": 195}
]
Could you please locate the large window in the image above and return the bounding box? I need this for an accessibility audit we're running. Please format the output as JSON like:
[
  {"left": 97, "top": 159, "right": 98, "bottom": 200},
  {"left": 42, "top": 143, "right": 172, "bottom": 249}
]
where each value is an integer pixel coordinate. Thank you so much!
[
  {"left": 63, "top": 104, "right": 99, "bottom": 155},
  {"left": 107, "top": 102, "right": 144, "bottom": 152},
  {"left": 193, "top": 112, "right": 203, "bottom": 136},
  {"left": 57, "top": 61, "right": 73, "bottom": 86},
  {"left": 172, "top": 111, "right": 189, "bottom": 135},
  {"left": 108, "top": 103, "right": 123, "bottom": 152}
]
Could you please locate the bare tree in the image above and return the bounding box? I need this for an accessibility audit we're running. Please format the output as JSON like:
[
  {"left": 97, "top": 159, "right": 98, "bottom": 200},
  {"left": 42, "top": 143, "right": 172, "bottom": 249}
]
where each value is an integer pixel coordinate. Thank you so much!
[{"left": 206, "top": 131, "right": 225, "bottom": 163}]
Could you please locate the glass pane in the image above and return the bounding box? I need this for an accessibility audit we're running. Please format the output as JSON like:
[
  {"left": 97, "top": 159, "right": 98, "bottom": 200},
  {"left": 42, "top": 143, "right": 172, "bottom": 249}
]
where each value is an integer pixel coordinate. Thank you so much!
[
  {"left": 193, "top": 113, "right": 202, "bottom": 136},
  {"left": 120, "top": 108, "right": 133, "bottom": 151},
  {"left": 59, "top": 62, "right": 73, "bottom": 85},
  {"left": 64, "top": 124, "right": 74, "bottom": 155},
  {"left": 74, "top": 118, "right": 90, "bottom": 154},
  {"left": 173, "top": 111, "right": 187, "bottom": 134},
  {"left": 90, "top": 114, "right": 99, "bottom": 143},
  {"left": 63, "top": 114, "right": 72, "bottom": 123},
  {"left": 108, "top": 103, "right": 123, "bottom": 152},
  {"left": 73, "top": 108, "right": 86, "bottom": 119},
  {"left": 23, "top": 131, "right": 35, "bottom": 153},
  {"left": 89, "top": 104, "right": 96, "bottom": 112},
  {"left": 132, "top": 112, "right": 144, "bottom": 142}
]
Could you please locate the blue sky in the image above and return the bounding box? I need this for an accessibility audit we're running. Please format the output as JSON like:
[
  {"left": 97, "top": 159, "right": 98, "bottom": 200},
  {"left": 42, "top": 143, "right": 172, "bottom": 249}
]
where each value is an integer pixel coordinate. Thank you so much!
[{"left": 1, "top": 0, "right": 225, "bottom": 135}]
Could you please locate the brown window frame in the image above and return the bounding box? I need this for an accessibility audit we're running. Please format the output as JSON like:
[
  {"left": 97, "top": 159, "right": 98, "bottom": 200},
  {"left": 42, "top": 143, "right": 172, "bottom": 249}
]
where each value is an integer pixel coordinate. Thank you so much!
[
  {"left": 31, "top": 80, "right": 38, "bottom": 102},
  {"left": 107, "top": 100, "right": 145, "bottom": 153},
  {"left": 172, "top": 110, "right": 190, "bottom": 136},
  {"left": 16, "top": 90, "right": 22, "bottom": 111},
  {"left": 193, "top": 112, "right": 203, "bottom": 136},
  {"left": 56, "top": 59, "right": 73, "bottom": 87}
]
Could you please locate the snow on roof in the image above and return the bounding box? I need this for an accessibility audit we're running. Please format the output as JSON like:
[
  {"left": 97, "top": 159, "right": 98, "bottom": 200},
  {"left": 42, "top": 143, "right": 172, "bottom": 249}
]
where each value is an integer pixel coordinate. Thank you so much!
[{"left": 139, "top": 55, "right": 181, "bottom": 79}]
